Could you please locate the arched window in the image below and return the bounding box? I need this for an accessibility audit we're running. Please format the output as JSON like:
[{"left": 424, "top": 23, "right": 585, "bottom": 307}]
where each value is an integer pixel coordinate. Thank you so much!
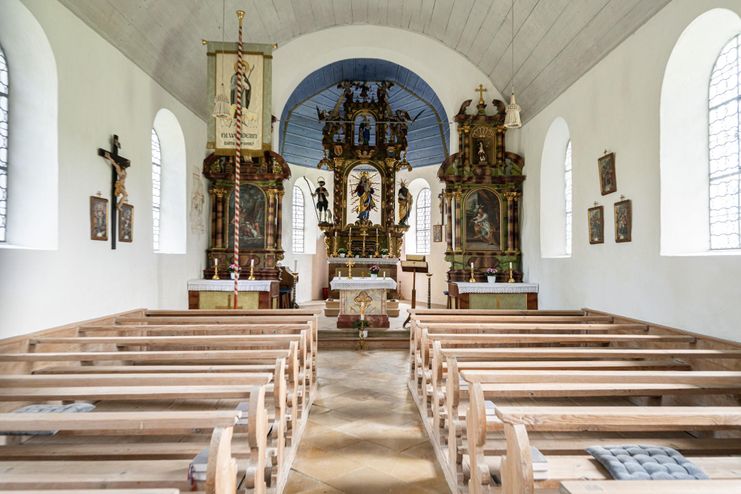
[
  {"left": 564, "top": 140, "right": 573, "bottom": 255},
  {"left": 708, "top": 34, "right": 741, "bottom": 250},
  {"left": 0, "top": 44, "right": 8, "bottom": 243},
  {"left": 416, "top": 188, "right": 431, "bottom": 255},
  {"left": 151, "top": 128, "right": 161, "bottom": 251},
  {"left": 292, "top": 185, "right": 305, "bottom": 254}
]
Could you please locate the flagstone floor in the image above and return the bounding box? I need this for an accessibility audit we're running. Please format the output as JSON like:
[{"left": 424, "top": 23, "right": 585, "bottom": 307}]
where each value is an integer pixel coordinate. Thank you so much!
[{"left": 284, "top": 349, "right": 449, "bottom": 493}]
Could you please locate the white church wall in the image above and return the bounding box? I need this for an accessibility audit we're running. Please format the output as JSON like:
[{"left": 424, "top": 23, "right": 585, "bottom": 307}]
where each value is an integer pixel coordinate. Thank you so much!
[
  {"left": 396, "top": 166, "right": 447, "bottom": 307},
  {"left": 520, "top": 0, "right": 741, "bottom": 342},
  {"left": 282, "top": 164, "right": 332, "bottom": 303},
  {"left": 0, "top": 0, "right": 207, "bottom": 338}
]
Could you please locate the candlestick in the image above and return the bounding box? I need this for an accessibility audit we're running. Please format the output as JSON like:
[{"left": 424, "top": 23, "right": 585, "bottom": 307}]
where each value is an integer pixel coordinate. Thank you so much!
[
  {"left": 338, "top": 269, "right": 342, "bottom": 278},
  {"left": 469, "top": 261, "right": 476, "bottom": 283},
  {"left": 508, "top": 262, "right": 515, "bottom": 283},
  {"left": 332, "top": 231, "right": 338, "bottom": 256},
  {"left": 374, "top": 227, "right": 380, "bottom": 257},
  {"left": 212, "top": 257, "right": 220, "bottom": 280},
  {"left": 361, "top": 229, "right": 367, "bottom": 257},
  {"left": 248, "top": 258, "right": 255, "bottom": 280},
  {"left": 346, "top": 258, "right": 355, "bottom": 280},
  {"left": 382, "top": 270, "right": 386, "bottom": 279},
  {"left": 348, "top": 226, "right": 352, "bottom": 253}
]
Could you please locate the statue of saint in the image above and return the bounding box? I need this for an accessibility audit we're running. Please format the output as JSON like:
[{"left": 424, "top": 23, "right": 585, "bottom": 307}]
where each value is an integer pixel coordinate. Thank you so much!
[
  {"left": 397, "top": 180, "right": 413, "bottom": 226},
  {"left": 312, "top": 178, "right": 330, "bottom": 223},
  {"left": 354, "top": 172, "right": 376, "bottom": 222},
  {"left": 477, "top": 141, "right": 487, "bottom": 163}
]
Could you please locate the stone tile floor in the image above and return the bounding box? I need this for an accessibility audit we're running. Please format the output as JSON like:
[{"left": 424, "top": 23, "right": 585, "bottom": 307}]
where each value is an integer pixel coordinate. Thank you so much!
[{"left": 284, "top": 349, "right": 449, "bottom": 493}]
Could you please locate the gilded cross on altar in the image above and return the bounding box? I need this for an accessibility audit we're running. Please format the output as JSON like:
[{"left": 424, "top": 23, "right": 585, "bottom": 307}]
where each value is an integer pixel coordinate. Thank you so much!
[
  {"left": 345, "top": 258, "right": 355, "bottom": 279},
  {"left": 475, "top": 84, "right": 487, "bottom": 104}
]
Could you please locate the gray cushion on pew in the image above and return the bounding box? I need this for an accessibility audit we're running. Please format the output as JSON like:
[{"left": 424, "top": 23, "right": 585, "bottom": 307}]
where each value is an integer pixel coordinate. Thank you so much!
[
  {"left": 586, "top": 445, "right": 709, "bottom": 480},
  {"left": 1, "top": 402, "right": 96, "bottom": 436}
]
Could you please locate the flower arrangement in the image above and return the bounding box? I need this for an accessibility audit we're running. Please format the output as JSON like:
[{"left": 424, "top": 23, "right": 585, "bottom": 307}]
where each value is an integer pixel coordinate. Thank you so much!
[
  {"left": 369, "top": 264, "right": 381, "bottom": 274},
  {"left": 485, "top": 267, "right": 498, "bottom": 275},
  {"left": 228, "top": 263, "right": 241, "bottom": 274}
]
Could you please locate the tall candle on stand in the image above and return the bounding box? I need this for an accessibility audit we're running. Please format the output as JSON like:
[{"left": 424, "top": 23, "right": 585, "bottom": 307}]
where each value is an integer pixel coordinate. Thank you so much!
[
  {"left": 212, "top": 258, "right": 219, "bottom": 280},
  {"left": 348, "top": 227, "right": 352, "bottom": 252}
]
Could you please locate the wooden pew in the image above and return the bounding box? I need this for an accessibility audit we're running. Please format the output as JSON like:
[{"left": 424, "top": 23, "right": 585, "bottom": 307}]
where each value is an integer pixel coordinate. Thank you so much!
[
  {"left": 453, "top": 372, "right": 741, "bottom": 470},
  {"left": 472, "top": 405, "right": 741, "bottom": 494},
  {"left": 0, "top": 410, "right": 257, "bottom": 493}
]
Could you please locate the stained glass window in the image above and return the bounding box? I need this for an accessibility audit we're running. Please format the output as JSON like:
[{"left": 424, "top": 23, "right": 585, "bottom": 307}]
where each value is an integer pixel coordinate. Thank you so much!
[
  {"left": 708, "top": 34, "right": 741, "bottom": 250},
  {"left": 0, "top": 45, "right": 9, "bottom": 242},
  {"left": 416, "top": 188, "right": 431, "bottom": 255},
  {"left": 564, "top": 140, "right": 573, "bottom": 254},
  {"left": 151, "top": 129, "right": 162, "bottom": 251},
  {"left": 292, "top": 185, "right": 304, "bottom": 254}
]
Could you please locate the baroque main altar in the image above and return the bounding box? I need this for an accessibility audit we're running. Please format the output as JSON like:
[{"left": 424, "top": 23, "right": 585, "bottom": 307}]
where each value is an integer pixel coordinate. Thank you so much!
[{"left": 316, "top": 81, "right": 415, "bottom": 326}]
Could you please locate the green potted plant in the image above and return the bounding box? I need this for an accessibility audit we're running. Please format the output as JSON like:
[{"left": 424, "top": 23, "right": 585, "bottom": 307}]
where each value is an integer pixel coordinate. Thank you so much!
[
  {"left": 338, "top": 248, "right": 347, "bottom": 258},
  {"left": 381, "top": 248, "right": 389, "bottom": 258}
]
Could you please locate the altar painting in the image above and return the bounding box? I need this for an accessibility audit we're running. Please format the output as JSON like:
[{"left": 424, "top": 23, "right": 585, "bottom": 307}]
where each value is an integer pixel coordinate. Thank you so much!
[
  {"left": 464, "top": 188, "right": 502, "bottom": 250},
  {"left": 228, "top": 183, "right": 266, "bottom": 249},
  {"left": 346, "top": 165, "right": 381, "bottom": 226}
]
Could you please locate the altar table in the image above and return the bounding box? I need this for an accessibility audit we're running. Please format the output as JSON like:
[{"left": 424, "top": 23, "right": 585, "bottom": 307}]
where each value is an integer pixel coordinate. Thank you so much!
[
  {"left": 187, "top": 279, "right": 279, "bottom": 309},
  {"left": 448, "top": 282, "right": 539, "bottom": 310},
  {"left": 327, "top": 257, "right": 400, "bottom": 299},
  {"left": 329, "top": 276, "right": 397, "bottom": 328}
]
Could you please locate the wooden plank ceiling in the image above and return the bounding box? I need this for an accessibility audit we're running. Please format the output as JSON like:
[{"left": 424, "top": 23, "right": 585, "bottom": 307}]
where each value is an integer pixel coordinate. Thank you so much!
[{"left": 57, "top": 0, "right": 671, "bottom": 122}]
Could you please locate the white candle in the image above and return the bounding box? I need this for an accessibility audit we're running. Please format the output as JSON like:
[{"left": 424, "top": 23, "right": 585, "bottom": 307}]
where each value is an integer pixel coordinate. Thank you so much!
[
  {"left": 294, "top": 260, "right": 298, "bottom": 272},
  {"left": 251, "top": 259, "right": 255, "bottom": 268},
  {"left": 509, "top": 262, "right": 513, "bottom": 269},
  {"left": 470, "top": 262, "right": 474, "bottom": 270},
  {"left": 214, "top": 258, "right": 218, "bottom": 267}
]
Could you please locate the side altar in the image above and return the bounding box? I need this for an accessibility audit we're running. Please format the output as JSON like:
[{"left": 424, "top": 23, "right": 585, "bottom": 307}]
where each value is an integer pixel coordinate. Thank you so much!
[
  {"left": 448, "top": 281, "right": 538, "bottom": 310},
  {"left": 188, "top": 279, "right": 279, "bottom": 309},
  {"left": 439, "top": 91, "right": 530, "bottom": 306},
  {"left": 330, "top": 276, "right": 397, "bottom": 329}
]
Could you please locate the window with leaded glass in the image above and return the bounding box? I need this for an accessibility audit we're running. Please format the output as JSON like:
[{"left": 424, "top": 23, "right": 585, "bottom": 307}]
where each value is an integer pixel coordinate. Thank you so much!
[
  {"left": 292, "top": 185, "right": 305, "bottom": 254},
  {"left": 416, "top": 188, "right": 431, "bottom": 255},
  {"left": 151, "top": 129, "right": 162, "bottom": 251}
]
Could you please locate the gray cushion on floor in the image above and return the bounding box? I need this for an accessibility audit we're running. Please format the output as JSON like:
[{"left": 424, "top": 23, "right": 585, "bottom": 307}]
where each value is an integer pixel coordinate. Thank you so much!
[
  {"left": 587, "top": 445, "right": 709, "bottom": 480},
  {"left": 1, "top": 402, "right": 96, "bottom": 436}
]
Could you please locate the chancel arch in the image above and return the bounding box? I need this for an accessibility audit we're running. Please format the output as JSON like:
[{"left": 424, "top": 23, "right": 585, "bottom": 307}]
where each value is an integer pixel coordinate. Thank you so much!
[
  {"left": 152, "top": 108, "right": 186, "bottom": 254},
  {"left": 540, "top": 116, "right": 572, "bottom": 258},
  {"left": 0, "top": 0, "right": 57, "bottom": 249},
  {"left": 660, "top": 8, "right": 741, "bottom": 255}
]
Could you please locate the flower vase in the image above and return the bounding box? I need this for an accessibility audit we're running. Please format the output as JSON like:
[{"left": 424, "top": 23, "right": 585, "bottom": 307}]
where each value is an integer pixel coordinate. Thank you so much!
[
  {"left": 487, "top": 276, "right": 496, "bottom": 283},
  {"left": 230, "top": 272, "right": 238, "bottom": 280},
  {"left": 370, "top": 273, "right": 378, "bottom": 279},
  {"left": 339, "top": 253, "right": 346, "bottom": 258}
]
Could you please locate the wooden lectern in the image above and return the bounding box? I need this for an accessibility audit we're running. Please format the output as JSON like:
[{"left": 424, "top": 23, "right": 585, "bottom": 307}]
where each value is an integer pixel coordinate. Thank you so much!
[{"left": 401, "top": 255, "right": 428, "bottom": 328}]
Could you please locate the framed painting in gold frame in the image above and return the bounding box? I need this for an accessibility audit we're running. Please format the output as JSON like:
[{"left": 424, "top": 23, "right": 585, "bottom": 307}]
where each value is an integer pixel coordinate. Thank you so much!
[
  {"left": 614, "top": 199, "right": 632, "bottom": 243},
  {"left": 119, "top": 203, "right": 134, "bottom": 243},
  {"left": 598, "top": 152, "right": 617, "bottom": 195},
  {"left": 588, "top": 205, "right": 604, "bottom": 245},
  {"left": 90, "top": 196, "right": 108, "bottom": 241}
]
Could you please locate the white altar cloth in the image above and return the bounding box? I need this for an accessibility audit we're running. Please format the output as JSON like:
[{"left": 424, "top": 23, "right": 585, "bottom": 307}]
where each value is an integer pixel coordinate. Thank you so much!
[
  {"left": 454, "top": 282, "right": 539, "bottom": 294},
  {"left": 330, "top": 277, "right": 397, "bottom": 290},
  {"left": 187, "top": 279, "right": 274, "bottom": 292},
  {"left": 327, "top": 257, "right": 399, "bottom": 265}
]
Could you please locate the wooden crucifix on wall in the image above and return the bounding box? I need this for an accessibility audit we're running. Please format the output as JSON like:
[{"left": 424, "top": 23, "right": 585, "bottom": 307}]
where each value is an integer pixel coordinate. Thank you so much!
[{"left": 97, "top": 134, "right": 130, "bottom": 250}]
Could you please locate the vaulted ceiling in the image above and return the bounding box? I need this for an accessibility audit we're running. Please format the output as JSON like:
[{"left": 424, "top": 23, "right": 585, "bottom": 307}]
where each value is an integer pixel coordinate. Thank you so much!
[{"left": 58, "top": 0, "right": 671, "bottom": 122}]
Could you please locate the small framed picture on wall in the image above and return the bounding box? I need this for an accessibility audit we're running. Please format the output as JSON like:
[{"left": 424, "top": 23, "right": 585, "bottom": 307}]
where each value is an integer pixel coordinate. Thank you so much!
[
  {"left": 119, "top": 203, "right": 134, "bottom": 243},
  {"left": 598, "top": 152, "right": 617, "bottom": 195},
  {"left": 614, "top": 199, "right": 632, "bottom": 243},
  {"left": 588, "top": 205, "right": 604, "bottom": 244},
  {"left": 89, "top": 196, "right": 108, "bottom": 241}
]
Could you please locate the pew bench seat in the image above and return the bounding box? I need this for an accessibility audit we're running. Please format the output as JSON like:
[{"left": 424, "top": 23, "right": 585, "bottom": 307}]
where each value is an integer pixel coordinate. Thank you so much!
[{"left": 559, "top": 479, "right": 741, "bottom": 494}]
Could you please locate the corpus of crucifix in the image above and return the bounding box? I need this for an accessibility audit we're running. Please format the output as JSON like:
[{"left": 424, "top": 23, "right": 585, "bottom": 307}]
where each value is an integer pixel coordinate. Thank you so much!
[{"left": 2, "top": 2, "right": 741, "bottom": 494}]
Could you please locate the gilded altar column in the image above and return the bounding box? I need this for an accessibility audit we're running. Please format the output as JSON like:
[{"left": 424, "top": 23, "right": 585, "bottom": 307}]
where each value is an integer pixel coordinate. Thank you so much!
[
  {"left": 513, "top": 191, "right": 522, "bottom": 252},
  {"left": 454, "top": 189, "right": 463, "bottom": 252},
  {"left": 266, "top": 188, "right": 277, "bottom": 249},
  {"left": 504, "top": 191, "right": 516, "bottom": 253},
  {"left": 208, "top": 187, "right": 217, "bottom": 248},
  {"left": 275, "top": 189, "right": 284, "bottom": 253},
  {"left": 444, "top": 191, "right": 453, "bottom": 251},
  {"left": 215, "top": 188, "right": 226, "bottom": 248}
]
